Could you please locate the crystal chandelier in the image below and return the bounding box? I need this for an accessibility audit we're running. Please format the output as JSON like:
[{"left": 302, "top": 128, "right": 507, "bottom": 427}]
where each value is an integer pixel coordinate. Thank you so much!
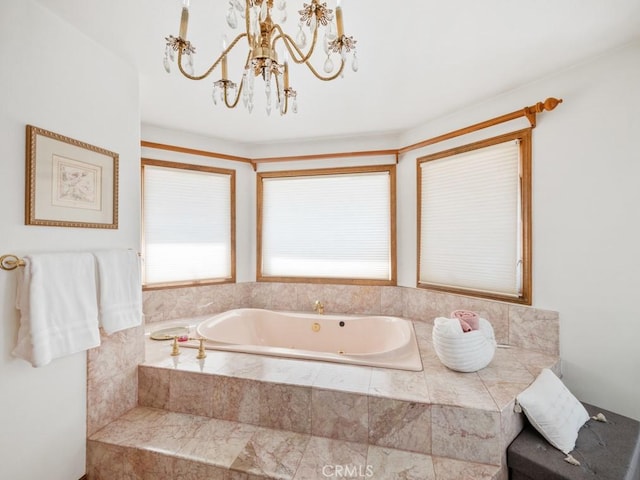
[{"left": 163, "top": 0, "right": 358, "bottom": 116}]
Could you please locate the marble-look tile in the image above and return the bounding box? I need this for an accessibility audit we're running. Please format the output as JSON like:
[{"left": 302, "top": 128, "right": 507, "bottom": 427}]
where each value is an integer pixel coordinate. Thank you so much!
[
  {"left": 138, "top": 365, "right": 170, "bottom": 409},
  {"left": 432, "top": 456, "right": 501, "bottom": 480},
  {"left": 250, "top": 282, "right": 298, "bottom": 311},
  {"left": 87, "top": 441, "right": 125, "bottom": 480},
  {"left": 143, "top": 287, "right": 192, "bottom": 322},
  {"left": 123, "top": 448, "right": 173, "bottom": 480},
  {"left": 482, "top": 380, "right": 530, "bottom": 411},
  {"left": 176, "top": 418, "right": 257, "bottom": 467},
  {"left": 313, "top": 363, "right": 372, "bottom": 394},
  {"left": 476, "top": 348, "right": 534, "bottom": 385},
  {"left": 368, "top": 397, "right": 432, "bottom": 454},
  {"left": 293, "top": 436, "right": 369, "bottom": 480},
  {"left": 142, "top": 289, "right": 167, "bottom": 324},
  {"left": 296, "top": 284, "right": 382, "bottom": 315},
  {"left": 88, "top": 365, "right": 138, "bottom": 436},
  {"left": 500, "top": 400, "right": 525, "bottom": 450},
  {"left": 311, "top": 389, "right": 369, "bottom": 443},
  {"left": 146, "top": 284, "right": 246, "bottom": 323},
  {"left": 399, "top": 287, "right": 442, "bottom": 322},
  {"left": 215, "top": 351, "right": 273, "bottom": 379},
  {"left": 87, "top": 323, "right": 144, "bottom": 436},
  {"left": 169, "top": 370, "right": 214, "bottom": 417},
  {"left": 431, "top": 405, "right": 502, "bottom": 465},
  {"left": 509, "top": 305, "right": 559, "bottom": 355},
  {"left": 380, "top": 286, "right": 403, "bottom": 316},
  {"left": 90, "top": 407, "right": 208, "bottom": 453},
  {"left": 192, "top": 283, "right": 245, "bottom": 316},
  {"left": 510, "top": 347, "right": 561, "bottom": 377},
  {"left": 369, "top": 367, "right": 430, "bottom": 403},
  {"left": 366, "top": 445, "right": 436, "bottom": 480},
  {"left": 88, "top": 325, "right": 145, "bottom": 385},
  {"left": 224, "top": 355, "right": 321, "bottom": 387},
  {"left": 230, "top": 428, "right": 309, "bottom": 479},
  {"left": 412, "top": 320, "right": 433, "bottom": 352},
  {"left": 425, "top": 370, "right": 497, "bottom": 411},
  {"left": 172, "top": 458, "right": 227, "bottom": 480},
  {"left": 211, "top": 375, "right": 261, "bottom": 425},
  {"left": 258, "top": 382, "right": 311, "bottom": 433}
]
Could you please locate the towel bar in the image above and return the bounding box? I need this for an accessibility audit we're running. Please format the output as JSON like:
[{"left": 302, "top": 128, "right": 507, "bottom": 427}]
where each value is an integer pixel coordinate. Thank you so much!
[
  {"left": 0, "top": 254, "right": 25, "bottom": 271},
  {"left": 1, "top": 251, "right": 141, "bottom": 271}
]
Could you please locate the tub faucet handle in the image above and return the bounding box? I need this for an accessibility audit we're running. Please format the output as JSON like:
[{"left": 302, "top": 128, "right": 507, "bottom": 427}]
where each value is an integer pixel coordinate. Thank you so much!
[
  {"left": 314, "top": 300, "right": 324, "bottom": 314},
  {"left": 196, "top": 337, "right": 207, "bottom": 360},
  {"left": 170, "top": 336, "right": 181, "bottom": 356}
]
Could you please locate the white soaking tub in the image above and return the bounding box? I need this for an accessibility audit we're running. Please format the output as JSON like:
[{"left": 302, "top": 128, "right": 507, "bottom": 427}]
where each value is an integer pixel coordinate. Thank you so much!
[{"left": 195, "top": 308, "right": 423, "bottom": 371}]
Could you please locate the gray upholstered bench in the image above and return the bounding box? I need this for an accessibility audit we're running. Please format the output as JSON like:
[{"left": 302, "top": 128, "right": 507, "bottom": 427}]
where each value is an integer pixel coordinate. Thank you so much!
[{"left": 508, "top": 403, "right": 640, "bottom": 480}]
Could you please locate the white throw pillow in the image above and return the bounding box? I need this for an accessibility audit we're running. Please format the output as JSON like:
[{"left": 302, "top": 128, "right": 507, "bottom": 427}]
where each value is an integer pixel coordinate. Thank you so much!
[{"left": 516, "top": 368, "right": 589, "bottom": 454}]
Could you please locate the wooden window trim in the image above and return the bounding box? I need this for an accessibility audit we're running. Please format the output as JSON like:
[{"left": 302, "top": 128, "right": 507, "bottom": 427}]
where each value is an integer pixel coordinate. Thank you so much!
[
  {"left": 257, "top": 164, "right": 397, "bottom": 286},
  {"left": 416, "top": 129, "right": 532, "bottom": 305},
  {"left": 141, "top": 158, "right": 236, "bottom": 290}
]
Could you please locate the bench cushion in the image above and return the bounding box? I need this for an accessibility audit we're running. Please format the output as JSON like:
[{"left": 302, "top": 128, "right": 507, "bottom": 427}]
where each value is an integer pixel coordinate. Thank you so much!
[{"left": 508, "top": 403, "right": 640, "bottom": 480}]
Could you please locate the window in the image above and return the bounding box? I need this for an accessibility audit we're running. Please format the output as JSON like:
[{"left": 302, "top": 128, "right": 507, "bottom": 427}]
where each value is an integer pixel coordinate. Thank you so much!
[
  {"left": 417, "top": 129, "right": 531, "bottom": 304},
  {"left": 258, "top": 165, "right": 396, "bottom": 285},
  {"left": 142, "top": 159, "right": 235, "bottom": 287}
]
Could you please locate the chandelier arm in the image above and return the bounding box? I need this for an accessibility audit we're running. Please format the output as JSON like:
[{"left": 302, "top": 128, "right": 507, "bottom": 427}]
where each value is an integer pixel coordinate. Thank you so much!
[
  {"left": 223, "top": 81, "right": 244, "bottom": 109},
  {"left": 304, "top": 56, "right": 345, "bottom": 81},
  {"left": 222, "top": 49, "right": 252, "bottom": 109},
  {"left": 177, "top": 33, "right": 248, "bottom": 81},
  {"left": 271, "top": 25, "right": 319, "bottom": 64}
]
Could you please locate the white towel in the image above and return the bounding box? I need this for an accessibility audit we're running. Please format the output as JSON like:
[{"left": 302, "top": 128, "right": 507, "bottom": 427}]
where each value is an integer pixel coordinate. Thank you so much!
[
  {"left": 433, "top": 316, "right": 464, "bottom": 336},
  {"left": 94, "top": 249, "right": 142, "bottom": 334},
  {"left": 12, "top": 253, "right": 101, "bottom": 367}
]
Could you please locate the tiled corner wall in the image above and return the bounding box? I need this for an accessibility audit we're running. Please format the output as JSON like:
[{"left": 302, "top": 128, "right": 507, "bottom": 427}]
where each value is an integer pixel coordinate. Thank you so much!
[
  {"left": 87, "top": 282, "right": 558, "bottom": 440},
  {"left": 142, "top": 282, "right": 560, "bottom": 356},
  {"left": 87, "top": 325, "right": 145, "bottom": 436}
]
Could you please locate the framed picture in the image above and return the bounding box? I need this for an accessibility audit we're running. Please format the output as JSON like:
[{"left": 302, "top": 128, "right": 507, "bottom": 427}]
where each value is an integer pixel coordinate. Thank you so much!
[{"left": 25, "top": 125, "right": 119, "bottom": 229}]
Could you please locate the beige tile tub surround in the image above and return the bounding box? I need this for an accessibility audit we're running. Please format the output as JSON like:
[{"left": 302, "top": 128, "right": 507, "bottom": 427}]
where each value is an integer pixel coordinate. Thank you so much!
[
  {"left": 134, "top": 319, "right": 559, "bottom": 467},
  {"left": 86, "top": 281, "right": 559, "bottom": 477},
  {"left": 142, "top": 282, "right": 559, "bottom": 354}
]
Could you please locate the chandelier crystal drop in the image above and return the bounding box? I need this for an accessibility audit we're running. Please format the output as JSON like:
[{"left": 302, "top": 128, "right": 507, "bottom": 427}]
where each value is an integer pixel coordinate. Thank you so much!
[{"left": 163, "top": 0, "right": 358, "bottom": 115}]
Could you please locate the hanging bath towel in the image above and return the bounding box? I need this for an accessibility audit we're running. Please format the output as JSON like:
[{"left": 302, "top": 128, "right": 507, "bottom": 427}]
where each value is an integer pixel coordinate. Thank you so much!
[
  {"left": 94, "top": 249, "right": 142, "bottom": 334},
  {"left": 13, "top": 252, "right": 101, "bottom": 367}
]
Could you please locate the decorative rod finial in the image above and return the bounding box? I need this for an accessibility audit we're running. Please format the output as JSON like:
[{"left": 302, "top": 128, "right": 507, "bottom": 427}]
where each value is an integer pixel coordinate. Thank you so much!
[{"left": 543, "top": 97, "right": 563, "bottom": 112}]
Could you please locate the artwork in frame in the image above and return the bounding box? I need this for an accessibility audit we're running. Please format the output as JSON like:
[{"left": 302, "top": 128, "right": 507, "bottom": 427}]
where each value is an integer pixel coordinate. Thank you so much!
[{"left": 25, "top": 125, "right": 119, "bottom": 229}]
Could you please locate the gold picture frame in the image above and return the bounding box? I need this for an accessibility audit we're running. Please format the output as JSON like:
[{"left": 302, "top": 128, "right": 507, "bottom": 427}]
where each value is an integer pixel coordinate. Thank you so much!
[{"left": 25, "top": 125, "right": 119, "bottom": 229}]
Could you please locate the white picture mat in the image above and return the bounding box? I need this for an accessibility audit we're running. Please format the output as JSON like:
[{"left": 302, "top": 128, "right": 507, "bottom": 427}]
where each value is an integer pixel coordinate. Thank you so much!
[{"left": 32, "top": 134, "right": 115, "bottom": 225}]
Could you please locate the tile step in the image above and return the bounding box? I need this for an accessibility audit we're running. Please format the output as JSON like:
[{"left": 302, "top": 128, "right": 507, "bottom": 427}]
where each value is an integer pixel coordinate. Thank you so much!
[{"left": 88, "top": 406, "right": 503, "bottom": 480}]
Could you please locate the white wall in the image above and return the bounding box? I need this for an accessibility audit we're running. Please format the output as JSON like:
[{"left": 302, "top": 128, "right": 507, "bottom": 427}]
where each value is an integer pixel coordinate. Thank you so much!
[
  {"left": 398, "top": 40, "right": 640, "bottom": 420},
  {"left": 0, "top": 2, "right": 140, "bottom": 479}
]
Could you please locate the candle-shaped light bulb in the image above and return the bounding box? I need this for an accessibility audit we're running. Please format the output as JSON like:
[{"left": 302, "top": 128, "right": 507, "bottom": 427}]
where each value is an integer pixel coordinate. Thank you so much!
[
  {"left": 284, "top": 50, "right": 290, "bottom": 90},
  {"left": 221, "top": 35, "right": 228, "bottom": 80},
  {"left": 335, "top": 0, "right": 344, "bottom": 37},
  {"left": 179, "top": 3, "right": 190, "bottom": 39}
]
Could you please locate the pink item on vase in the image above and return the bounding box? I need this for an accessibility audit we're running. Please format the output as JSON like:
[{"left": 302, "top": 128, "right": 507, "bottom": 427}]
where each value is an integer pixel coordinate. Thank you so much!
[{"left": 451, "top": 310, "right": 480, "bottom": 331}]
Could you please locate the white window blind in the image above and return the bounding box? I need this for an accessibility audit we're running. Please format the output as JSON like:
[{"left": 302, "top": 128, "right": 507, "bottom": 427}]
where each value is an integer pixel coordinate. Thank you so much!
[
  {"left": 260, "top": 170, "right": 392, "bottom": 280},
  {"left": 143, "top": 164, "right": 232, "bottom": 285},
  {"left": 419, "top": 139, "right": 521, "bottom": 297}
]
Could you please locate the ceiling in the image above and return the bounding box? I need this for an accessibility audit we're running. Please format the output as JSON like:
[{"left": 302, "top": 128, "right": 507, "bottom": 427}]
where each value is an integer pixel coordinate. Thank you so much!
[{"left": 36, "top": 0, "right": 640, "bottom": 145}]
